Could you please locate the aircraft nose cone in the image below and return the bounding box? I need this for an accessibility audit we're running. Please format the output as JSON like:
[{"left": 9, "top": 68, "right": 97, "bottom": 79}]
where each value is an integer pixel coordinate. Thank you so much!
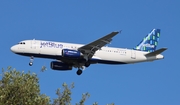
[{"left": 10, "top": 46, "right": 16, "bottom": 52}]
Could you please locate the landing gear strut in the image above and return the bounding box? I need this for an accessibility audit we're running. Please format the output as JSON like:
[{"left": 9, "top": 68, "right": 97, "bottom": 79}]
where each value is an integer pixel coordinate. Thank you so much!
[
  {"left": 76, "top": 69, "right": 83, "bottom": 75},
  {"left": 85, "top": 62, "right": 90, "bottom": 67},
  {"left": 29, "top": 56, "right": 34, "bottom": 66}
]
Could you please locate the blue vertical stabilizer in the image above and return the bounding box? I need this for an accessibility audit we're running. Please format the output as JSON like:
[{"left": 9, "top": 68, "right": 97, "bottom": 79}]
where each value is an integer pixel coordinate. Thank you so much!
[{"left": 134, "top": 29, "right": 160, "bottom": 52}]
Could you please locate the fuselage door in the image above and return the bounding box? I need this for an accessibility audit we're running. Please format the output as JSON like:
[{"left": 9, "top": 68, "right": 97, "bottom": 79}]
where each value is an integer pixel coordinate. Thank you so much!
[
  {"left": 31, "top": 39, "right": 36, "bottom": 49},
  {"left": 131, "top": 49, "right": 136, "bottom": 59}
]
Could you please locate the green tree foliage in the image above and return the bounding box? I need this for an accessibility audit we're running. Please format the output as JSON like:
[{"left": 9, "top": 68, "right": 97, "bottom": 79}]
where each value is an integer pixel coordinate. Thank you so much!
[
  {"left": 52, "top": 82, "right": 74, "bottom": 105},
  {"left": 0, "top": 67, "right": 50, "bottom": 105},
  {"left": 0, "top": 67, "right": 114, "bottom": 105},
  {"left": 52, "top": 83, "right": 90, "bottom": 105}
]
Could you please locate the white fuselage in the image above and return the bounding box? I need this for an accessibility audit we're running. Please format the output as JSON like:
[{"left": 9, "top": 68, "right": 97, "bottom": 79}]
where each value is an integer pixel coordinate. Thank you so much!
[{"left": 11, "top": 40, "right": 164, "bottom": 64}]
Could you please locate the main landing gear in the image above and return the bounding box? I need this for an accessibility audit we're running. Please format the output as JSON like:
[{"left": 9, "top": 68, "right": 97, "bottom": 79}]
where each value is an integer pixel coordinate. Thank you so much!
[
  {"left": 76, "top": 66, "right": 86, "bottom": 75},
  {"left": 76, "top": 69, "right": 83, "bottom": 75},
  {"left": 29, "top": 56, "right": 34, "bottom": 66},
  {"left": 76, "top": 62, "right": 90, "bottom": 75}
]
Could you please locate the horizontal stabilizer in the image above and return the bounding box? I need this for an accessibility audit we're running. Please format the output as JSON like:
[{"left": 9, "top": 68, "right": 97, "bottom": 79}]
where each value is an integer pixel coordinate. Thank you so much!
[{"left": 145, "top": 48, "right": 167, "bottom": 57}]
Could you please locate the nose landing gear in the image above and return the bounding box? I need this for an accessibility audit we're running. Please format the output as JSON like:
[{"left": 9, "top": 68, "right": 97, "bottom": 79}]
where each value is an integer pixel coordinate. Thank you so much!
[
  {"left": 29, "top": 56, "right": 34, "bottom": 66},
  {"left": 29, "top": 62, "right": 33, "bottom": 66}
]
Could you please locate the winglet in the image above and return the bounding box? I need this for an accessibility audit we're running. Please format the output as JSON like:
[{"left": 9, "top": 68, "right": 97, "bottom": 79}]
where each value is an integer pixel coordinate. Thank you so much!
[{"left": 145, "top": 48, "right": 167, "bottom": 57}]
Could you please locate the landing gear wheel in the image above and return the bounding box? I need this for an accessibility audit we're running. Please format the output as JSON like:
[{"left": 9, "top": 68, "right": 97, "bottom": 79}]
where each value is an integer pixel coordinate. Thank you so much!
[
  {"left": 76, "top": 69, "right": 83, "bottom": 75},
  {"left": 29, "top": 56, "right": 34, "bottom": 66},
  {"left": 29, "top": 62, "right": 33, "bottom": 66}
]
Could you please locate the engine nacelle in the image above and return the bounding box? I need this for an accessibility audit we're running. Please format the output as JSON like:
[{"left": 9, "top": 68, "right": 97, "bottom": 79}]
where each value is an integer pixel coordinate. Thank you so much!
[
  {"left": 62, "top": 49, "right": 82, "bottom": 58},
  {"left": 50, "top": 61, "right": 72, "bottom": 71}
]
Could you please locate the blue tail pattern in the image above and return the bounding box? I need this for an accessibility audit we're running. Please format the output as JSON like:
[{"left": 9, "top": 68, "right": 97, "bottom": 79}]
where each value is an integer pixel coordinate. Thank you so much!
[{"left": 134, "top": 29, "right": 160, "bottom": 52}]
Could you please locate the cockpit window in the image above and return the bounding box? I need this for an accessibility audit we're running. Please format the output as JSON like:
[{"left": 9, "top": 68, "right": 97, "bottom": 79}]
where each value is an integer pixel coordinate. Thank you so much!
[{"left": 18, "top": 42, "right": 25, "bottom": 44}]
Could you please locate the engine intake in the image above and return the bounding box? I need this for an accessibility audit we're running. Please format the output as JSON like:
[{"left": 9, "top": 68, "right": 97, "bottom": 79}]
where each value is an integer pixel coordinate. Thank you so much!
[
  {"left": 51, "top": 61, "right": 72, "bottom": 71},
  {"left": 62, "top": 49, "right": 82, "bottom": 58}
]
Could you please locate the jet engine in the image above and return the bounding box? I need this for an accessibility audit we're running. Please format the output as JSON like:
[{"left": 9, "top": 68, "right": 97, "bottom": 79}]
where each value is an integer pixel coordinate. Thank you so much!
[
  {"left": 62, "top": 49, "right": 83, "bottom": 58},
  {"left": 50, "top": 61, "right": 72, "bottom": 71}
]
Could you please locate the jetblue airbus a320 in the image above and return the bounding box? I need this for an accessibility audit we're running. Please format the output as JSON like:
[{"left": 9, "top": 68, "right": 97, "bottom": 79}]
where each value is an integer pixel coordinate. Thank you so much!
[{"left": 11, "top": 29, "right": 167, "bottom": 75}]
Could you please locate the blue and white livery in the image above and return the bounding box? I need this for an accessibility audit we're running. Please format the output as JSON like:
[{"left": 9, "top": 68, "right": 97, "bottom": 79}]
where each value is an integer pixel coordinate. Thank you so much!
[{"left": 11, "top": 29, "right": 167, "bottom": 75}]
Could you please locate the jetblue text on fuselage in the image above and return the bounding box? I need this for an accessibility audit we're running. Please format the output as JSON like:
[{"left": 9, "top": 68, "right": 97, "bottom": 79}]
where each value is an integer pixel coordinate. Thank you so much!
[{"left": 40, "top": 41, "right": 63, "bottom": 48}]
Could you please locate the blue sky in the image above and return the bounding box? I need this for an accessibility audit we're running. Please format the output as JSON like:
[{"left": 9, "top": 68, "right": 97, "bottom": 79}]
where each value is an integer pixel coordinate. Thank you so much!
[{"left": 0, "top": 0, "right": 180, "bottom": 105}]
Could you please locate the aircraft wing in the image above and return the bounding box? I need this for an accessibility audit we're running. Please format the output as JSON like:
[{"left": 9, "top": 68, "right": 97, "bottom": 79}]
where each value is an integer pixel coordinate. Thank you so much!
[{"left": 78, "top": 31, "right": 120, "bottom": 59}]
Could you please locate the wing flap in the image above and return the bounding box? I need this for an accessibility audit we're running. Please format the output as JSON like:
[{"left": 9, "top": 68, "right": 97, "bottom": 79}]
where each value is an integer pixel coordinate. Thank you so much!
[{"left": 78, "top": 31, "right": 120, "bottom": 59}]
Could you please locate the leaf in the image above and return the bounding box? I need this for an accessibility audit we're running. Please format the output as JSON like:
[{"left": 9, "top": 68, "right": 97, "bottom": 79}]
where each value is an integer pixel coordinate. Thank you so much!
[
  {"left": 0, "top": 67, "right": 50, "bottom": 105},
  {"left": 41, "top": 66, "right": 47, "bottom": 72}
]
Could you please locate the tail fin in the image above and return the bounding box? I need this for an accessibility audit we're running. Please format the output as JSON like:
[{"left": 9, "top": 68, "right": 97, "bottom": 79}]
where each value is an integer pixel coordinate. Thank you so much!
[{"left": 134, "top": 29, "right": 160, "bottom": 52}]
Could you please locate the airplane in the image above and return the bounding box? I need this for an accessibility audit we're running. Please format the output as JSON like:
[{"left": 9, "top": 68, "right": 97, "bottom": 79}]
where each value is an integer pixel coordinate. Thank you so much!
[{"left": 10, "top": 29, "right": 167, "bottom": 75}]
